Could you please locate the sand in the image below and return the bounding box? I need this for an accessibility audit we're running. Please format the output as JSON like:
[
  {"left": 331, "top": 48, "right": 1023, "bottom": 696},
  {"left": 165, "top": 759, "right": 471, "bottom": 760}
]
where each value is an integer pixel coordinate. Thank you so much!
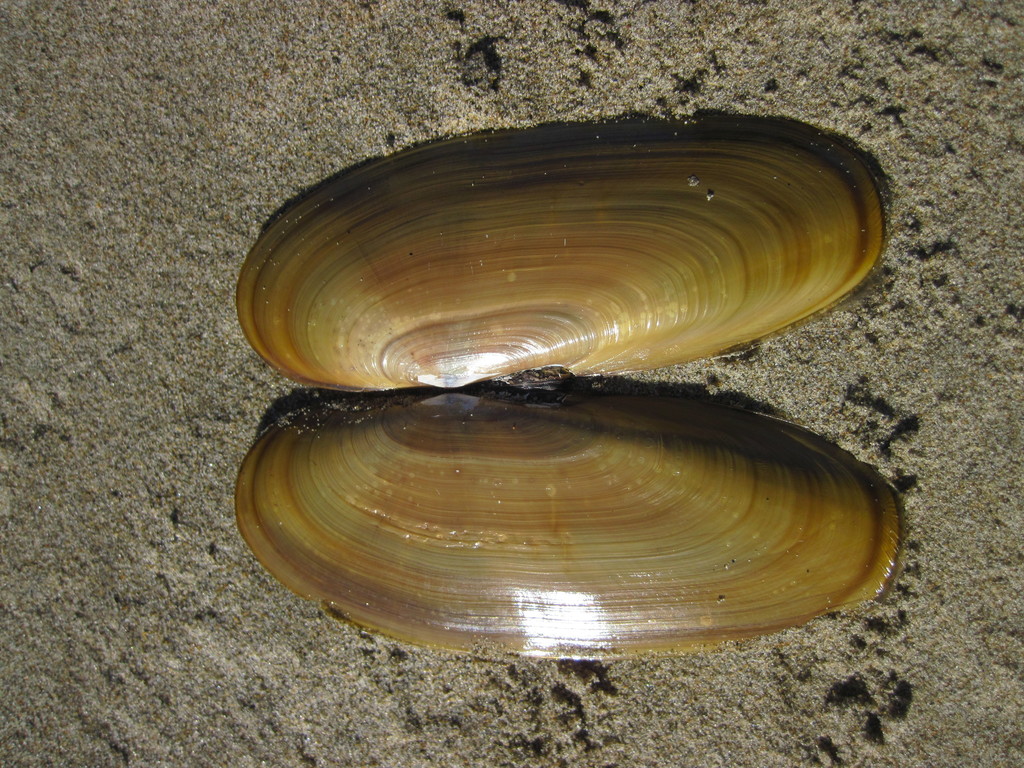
[{"left": 1, "top": 1, "right": 1022, "bottom": 765}]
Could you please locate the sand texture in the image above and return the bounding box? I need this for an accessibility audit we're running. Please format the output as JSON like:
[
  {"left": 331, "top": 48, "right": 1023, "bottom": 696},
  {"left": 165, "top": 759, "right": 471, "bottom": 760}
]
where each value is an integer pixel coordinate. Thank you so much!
[{"left": 1, "top": 1, "right": 1022, "bottom": 766}]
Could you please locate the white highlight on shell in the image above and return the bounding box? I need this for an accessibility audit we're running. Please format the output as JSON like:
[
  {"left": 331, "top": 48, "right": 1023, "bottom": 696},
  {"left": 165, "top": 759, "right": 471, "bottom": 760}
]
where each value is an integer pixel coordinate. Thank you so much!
[{"left": 516, "top": 589, "right": 611, "bottom": 655}]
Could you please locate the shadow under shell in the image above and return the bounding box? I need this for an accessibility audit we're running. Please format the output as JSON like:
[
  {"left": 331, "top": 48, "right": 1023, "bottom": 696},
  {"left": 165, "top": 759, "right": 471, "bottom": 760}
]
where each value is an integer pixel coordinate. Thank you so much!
[{"left": 236, "top": 393, "right": 902, "bottom": 658}]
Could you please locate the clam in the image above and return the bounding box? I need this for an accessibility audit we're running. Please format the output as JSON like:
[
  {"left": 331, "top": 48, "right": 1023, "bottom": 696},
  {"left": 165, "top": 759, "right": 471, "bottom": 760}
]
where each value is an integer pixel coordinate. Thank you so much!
[
  {"left": 237, "top": 116, "right": 885, "bottom": 390},
  {"left": 236, "top": 393, "right": 901, "bottom": 657}
]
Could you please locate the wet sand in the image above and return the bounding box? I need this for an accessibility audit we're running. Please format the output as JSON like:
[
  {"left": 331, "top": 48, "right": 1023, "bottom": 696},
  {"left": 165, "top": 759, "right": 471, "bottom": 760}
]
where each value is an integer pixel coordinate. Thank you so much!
[{"left": 1, "top": 2, "right": 1022, "bottom": 766}]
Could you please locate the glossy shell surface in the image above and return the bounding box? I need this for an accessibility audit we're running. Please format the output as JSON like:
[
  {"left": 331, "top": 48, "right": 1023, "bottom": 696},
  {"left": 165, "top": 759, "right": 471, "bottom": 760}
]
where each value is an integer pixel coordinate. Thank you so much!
[
  {"left": 236, "top": 394, "right": 902, "bottom": 657},
  {"left": 237, "top": 116, "right": 886, "bottom": 390}
]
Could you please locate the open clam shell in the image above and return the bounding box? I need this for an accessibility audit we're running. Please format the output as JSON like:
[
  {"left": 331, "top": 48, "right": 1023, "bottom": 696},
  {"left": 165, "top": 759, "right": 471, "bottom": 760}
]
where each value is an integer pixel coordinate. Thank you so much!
[
  {"left": 237, "top": 116, "right": 886, "bottom": 390},
  {"left": 236, "top": 394, "right": 901, "bottom": 657}
]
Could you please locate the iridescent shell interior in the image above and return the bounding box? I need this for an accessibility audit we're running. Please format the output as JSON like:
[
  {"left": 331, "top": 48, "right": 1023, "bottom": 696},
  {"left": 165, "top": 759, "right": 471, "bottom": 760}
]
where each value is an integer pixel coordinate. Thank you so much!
[
  {"left": 236, "top": 394, "right": 902, "bottom": 658},
  {"left": 237, "top": 116, "right": 886, "bottom": 390}
]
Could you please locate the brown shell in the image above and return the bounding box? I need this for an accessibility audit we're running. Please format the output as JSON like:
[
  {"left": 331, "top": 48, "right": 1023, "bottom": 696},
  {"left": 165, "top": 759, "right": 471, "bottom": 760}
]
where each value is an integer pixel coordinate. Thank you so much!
[
  {"left": 237, "top": 116, "right": 885, "bottom": 390},
  {"left": 236, "top": 394, "right": 902, "bottom": 657}
]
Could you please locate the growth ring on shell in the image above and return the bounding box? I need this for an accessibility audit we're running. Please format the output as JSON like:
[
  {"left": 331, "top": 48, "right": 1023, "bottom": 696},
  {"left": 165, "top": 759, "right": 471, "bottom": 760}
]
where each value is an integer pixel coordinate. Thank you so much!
[
  {"left": 235, "top": 394, "right": 902, "bottom": 658},
  {"left": 237, "top": 116, "right": 886, "bottom": 390}
]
